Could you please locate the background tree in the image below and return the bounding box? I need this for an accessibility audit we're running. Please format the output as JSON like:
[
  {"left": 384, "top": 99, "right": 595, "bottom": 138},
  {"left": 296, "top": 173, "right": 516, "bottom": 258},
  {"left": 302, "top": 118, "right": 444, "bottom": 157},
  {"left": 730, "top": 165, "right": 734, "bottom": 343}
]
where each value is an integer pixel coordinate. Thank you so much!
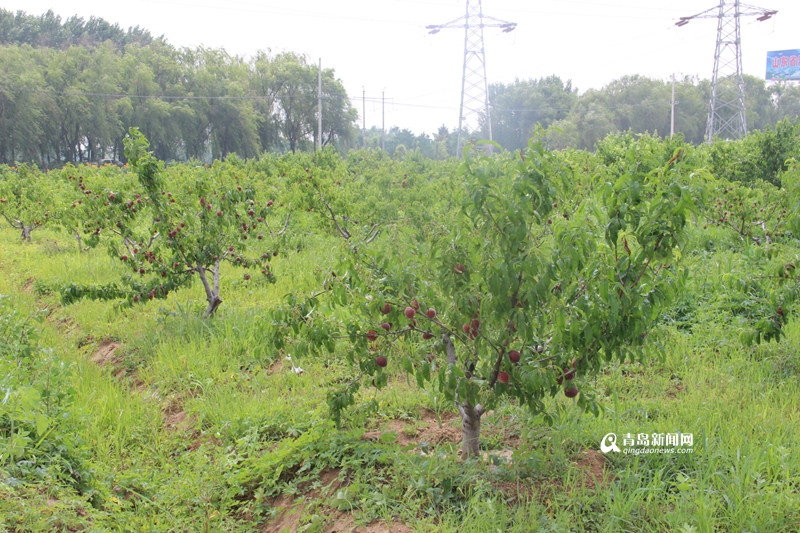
[
  {"left": 488, "top": 76, "right": 577, "bottom": 152},
  {"left": 0, "top": 46, "right": 48, "bottom": 164}
]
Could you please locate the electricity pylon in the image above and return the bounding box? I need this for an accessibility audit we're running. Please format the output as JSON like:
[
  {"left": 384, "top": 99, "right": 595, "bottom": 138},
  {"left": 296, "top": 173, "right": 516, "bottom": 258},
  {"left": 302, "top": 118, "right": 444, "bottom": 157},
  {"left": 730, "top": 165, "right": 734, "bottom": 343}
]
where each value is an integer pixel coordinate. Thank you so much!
[
  {"left": 427, "top": 1, "right": 516, "bottom": 154},
  {"left": 676, "top": 1, "right": 777, "bottom": 142}
]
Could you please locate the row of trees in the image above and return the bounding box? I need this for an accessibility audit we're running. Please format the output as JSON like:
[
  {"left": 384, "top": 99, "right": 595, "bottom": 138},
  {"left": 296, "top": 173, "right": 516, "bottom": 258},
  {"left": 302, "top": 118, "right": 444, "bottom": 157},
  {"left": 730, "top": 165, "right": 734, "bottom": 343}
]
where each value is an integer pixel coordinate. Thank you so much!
[
  {"left": 486, "top": 74, "right": 800, "bottom": 152},
  {"left": 351, "top": 75, "right": 800, "bottom": 159},
  {"left": 0, "top": 8, "right": 155, "bottom": 50},
  {"left": 0, "top": 40, "right": 357, "bottom": 166},
  {"left": 3, "top": 9, "right": 800, "bottom": 165}
]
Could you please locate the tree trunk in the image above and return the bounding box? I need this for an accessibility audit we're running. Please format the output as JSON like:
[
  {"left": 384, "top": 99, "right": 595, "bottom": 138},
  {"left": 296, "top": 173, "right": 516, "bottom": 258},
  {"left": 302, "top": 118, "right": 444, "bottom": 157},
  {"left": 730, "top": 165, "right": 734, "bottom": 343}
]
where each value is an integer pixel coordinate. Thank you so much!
[
  {"left": 458, "top": 401, "right": 484, "bottom": 457},
  {"left": 21, "top": 225, "right": 32, "bottom": 242},
  {"left": 443, "top": 333, "right": 485, "bottom": 457},
  {"left": 197, "top": 260, "right": 223, "bottom": 318},
  {"left": 203, "top": 297, "right": 222, "bottom": 318},
  {"left": 74, "top": 230, "right": 83, "bottom": 252}
]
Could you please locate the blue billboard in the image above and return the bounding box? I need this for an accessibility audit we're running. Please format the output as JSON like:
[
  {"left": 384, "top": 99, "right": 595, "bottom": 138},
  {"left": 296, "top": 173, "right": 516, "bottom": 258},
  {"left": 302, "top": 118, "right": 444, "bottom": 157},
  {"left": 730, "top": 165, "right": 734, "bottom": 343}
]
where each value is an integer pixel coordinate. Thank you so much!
[{"left": 766, "top": 50, "right": 800, "bottom": 81}]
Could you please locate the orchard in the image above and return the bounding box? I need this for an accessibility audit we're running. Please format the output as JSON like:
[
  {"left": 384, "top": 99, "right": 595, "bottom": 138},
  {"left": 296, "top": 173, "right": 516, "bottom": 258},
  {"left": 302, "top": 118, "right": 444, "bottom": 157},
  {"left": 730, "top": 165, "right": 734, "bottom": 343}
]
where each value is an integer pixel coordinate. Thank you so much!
[{"left": 2, "top": 129, "right": 800, "bottom": 531}]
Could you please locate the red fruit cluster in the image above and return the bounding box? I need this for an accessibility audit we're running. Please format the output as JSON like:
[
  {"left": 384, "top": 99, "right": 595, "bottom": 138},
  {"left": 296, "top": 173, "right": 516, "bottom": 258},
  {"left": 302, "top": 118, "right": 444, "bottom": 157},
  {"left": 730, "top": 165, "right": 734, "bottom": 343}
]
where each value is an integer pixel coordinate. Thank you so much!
[{"left": 462, "top": 317, "right": 480, "bottom": 340}]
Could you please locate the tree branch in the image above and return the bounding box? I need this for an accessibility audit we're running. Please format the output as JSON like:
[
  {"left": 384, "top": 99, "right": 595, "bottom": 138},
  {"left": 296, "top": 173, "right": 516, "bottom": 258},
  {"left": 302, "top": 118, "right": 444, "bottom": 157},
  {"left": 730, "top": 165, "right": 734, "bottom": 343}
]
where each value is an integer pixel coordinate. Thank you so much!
[
  {"left": 365, "top": 225, "right": 380, "bottom": 244},
  {"left": 444, "top": 333, "right": 456, "bottom": 365},
  {"left": 320, "top": 196, "right": 350, "bottom": 239},
  {"left": 0, "top": 212, "right": 22, "bottom": 229},
  {"left": 277, "top": 212, "right": 290, "bottom": 236},
  {"left": 630, "top": 234, "right": 664, "bottom": 289}
]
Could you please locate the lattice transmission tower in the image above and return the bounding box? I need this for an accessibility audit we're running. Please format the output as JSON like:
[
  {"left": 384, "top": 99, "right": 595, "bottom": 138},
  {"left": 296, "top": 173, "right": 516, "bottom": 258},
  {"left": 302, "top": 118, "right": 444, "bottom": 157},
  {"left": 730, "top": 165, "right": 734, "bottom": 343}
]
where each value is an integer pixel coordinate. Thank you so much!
[
  {"left": 677, "top": 1, "right": 777, "bottom": 142},
  {"left": 427, "top": 1, "right": 516, "bottom": 154}
]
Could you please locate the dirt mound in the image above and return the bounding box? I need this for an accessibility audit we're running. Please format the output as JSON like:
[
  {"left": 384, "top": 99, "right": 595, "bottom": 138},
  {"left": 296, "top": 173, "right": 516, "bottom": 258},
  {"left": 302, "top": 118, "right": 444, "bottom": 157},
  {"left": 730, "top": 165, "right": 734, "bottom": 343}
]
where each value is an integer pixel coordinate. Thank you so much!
[
  {"left": 91, "top": 339, "right": 121, "bottom": 366},
  {"left": 361, "top": 413, "right": 461, "bottom": 449},
  {"left": 161, "top": 397, "right": 195, "bottom": 432},
  {"left": 571, "top": 449, "right": 611, "bottom": 490}
]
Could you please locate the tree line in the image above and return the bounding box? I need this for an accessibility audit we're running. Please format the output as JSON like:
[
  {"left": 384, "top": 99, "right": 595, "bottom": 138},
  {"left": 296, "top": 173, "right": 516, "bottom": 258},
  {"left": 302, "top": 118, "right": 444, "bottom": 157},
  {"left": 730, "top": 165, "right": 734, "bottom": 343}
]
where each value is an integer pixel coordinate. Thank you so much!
[
  {"left": 2, "top": 8, "right": 800, "bottom": 165},
  {"left": 0, "top": 9, "right": 358, "bottom": 166},
  {"left": 487, "top": 74, "right": 800, "bottom": 152}
]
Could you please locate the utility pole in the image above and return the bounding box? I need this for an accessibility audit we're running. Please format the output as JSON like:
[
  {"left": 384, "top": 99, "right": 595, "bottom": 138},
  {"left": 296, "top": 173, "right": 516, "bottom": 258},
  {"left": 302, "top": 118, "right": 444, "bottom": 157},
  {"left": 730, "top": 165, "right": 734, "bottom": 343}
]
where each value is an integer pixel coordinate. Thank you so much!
[
  {"left": 670, "top": 73, "right": 676, "bottom": 138},
  {"left": 317, "top": 58, "right": 322, "bottom": 151},
  {"left": 677, "top": 1, "right": 777, "bottom": 142},
  {"left": 427, "top": 1, "right": 516, "bottom": 155},
  {"left": 362, "top": 87, "right": 366, "bottom": 148},
  {"left": 381, "top": 90, "right": 385, "bottom": 152}
]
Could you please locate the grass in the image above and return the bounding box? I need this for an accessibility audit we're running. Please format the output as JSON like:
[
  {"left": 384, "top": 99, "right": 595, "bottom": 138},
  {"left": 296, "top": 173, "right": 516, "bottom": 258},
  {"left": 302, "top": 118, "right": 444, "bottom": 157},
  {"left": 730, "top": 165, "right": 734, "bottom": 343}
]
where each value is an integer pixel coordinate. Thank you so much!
[{"left": 1, "top": 225, "right": 800, "bottom": 533}]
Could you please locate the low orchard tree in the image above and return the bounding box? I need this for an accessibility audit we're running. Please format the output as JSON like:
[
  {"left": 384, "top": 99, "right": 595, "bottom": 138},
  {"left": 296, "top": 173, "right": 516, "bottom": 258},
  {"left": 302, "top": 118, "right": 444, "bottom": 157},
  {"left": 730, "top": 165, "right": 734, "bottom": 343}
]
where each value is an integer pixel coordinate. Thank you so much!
[
  {"left": 0, "top": 164, "right": 63, "bottom": 241},
  {"left": 59, "top": 128, "right": 288, "bottom": 317},
  {"left": 58, "top": 165, "right": 141, "bottom": 252},
  {"left": 292, "top": 138, "right": 703, "bottom": 457}
]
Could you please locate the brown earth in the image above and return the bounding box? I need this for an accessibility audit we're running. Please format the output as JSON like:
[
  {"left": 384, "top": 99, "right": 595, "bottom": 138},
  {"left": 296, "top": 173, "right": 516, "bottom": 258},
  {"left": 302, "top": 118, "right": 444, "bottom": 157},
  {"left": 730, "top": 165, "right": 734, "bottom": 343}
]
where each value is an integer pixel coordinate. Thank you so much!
[
  {"left": 571, "top": 449, "right": 610, "bottom": 490},
  {"left": 21, "top": 277, "right": 35, "bottom": 293},
  {"left": 361, "top": 407, "right": 460, "bottom": 449},
  {"left": 91, "top": 338, "right": 121, "bottom": 366},
  {"left": 262, "top": 469, "right": 411, "bottom": 533}
]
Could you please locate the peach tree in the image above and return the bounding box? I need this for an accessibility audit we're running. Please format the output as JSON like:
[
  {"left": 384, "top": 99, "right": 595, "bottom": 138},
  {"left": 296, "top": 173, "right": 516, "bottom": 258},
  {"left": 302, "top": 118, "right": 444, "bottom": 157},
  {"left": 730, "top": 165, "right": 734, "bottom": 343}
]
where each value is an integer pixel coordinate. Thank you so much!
[
  {"left": 289, "top": 138, "right": 703, "bottom": 457},
  {"left": 0, "top": 164, "right": 64, "bottom": 241},
  {"left": 58, "top": 129, "right": 286, "bottom": 317},
  {"left": 56, "top": 164, "right": 141, "bottom": 252}
]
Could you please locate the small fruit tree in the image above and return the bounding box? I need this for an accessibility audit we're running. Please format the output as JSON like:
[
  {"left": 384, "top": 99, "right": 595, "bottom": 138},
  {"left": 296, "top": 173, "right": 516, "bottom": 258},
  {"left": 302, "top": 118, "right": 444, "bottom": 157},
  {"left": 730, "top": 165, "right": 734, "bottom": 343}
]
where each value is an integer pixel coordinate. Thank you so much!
[
  {"left": 0, "top": 164, "right": 63, "bottom": 241},
  {"left": 57, "top": 164, "right": 141, "bottom": 252},
  {"left": 308, "top": 138, "right": 702, "bottom": 456},
  {"left": 59, "top": 128, "right": 286, "bottom": 317}
]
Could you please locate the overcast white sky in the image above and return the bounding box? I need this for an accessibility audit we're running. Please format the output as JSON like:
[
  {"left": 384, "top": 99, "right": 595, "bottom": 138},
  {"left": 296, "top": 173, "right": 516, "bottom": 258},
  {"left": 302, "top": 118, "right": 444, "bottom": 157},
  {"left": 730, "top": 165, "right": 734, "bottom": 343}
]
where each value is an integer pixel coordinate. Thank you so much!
[{"left": 4, "top": 0, "right": 798, "bottom": 135}]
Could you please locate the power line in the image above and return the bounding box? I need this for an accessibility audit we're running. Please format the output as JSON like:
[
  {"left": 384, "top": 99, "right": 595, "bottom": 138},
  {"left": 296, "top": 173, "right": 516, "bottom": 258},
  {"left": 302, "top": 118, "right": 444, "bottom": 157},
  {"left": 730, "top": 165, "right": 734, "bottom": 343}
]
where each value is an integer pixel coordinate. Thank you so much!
[
  {"left": 138, "top": 0, "right": 423, "bottom": 27},
  {"left": 0, "top": 86, "right": 326, "bottom": 100}
]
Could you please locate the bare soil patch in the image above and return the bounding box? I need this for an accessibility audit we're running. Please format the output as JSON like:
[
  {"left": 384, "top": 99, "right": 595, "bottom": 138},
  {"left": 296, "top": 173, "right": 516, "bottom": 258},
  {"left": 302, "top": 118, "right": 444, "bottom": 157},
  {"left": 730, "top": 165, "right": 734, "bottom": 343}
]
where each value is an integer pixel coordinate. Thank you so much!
[
  {"left": 161, "top": 396, "right": 196, "bottom": 432},
  {"left": 323, "top": 514, "right": 412, "bottom": 533},
  {"left": 261, "top": 500, "right": 412, "bottom": 533},
  {"left": 21, "top": 277, "right": 35, "bottom": 293},
  {"left": 571, "top": 449, "right": 611, "bottom": 490},
  {"left": 665, "top": 381, "right": 686, "bottom": 399},
  {"left": 361, "top": 408, "right": 460, "bottom": 449},
  {"left": 91, "top": 339, "right": 121, "bottom": 366},
  {"left": 262, "top": 469, "right": 411, "bottom": 533}
]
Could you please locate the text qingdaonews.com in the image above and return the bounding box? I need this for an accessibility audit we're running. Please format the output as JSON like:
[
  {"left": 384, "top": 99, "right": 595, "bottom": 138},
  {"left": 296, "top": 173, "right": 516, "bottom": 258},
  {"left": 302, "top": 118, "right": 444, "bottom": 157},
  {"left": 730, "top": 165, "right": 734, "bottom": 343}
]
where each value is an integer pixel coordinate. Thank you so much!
[{"left": 623, "top": 448, "right": 694, "bottom": 455}]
